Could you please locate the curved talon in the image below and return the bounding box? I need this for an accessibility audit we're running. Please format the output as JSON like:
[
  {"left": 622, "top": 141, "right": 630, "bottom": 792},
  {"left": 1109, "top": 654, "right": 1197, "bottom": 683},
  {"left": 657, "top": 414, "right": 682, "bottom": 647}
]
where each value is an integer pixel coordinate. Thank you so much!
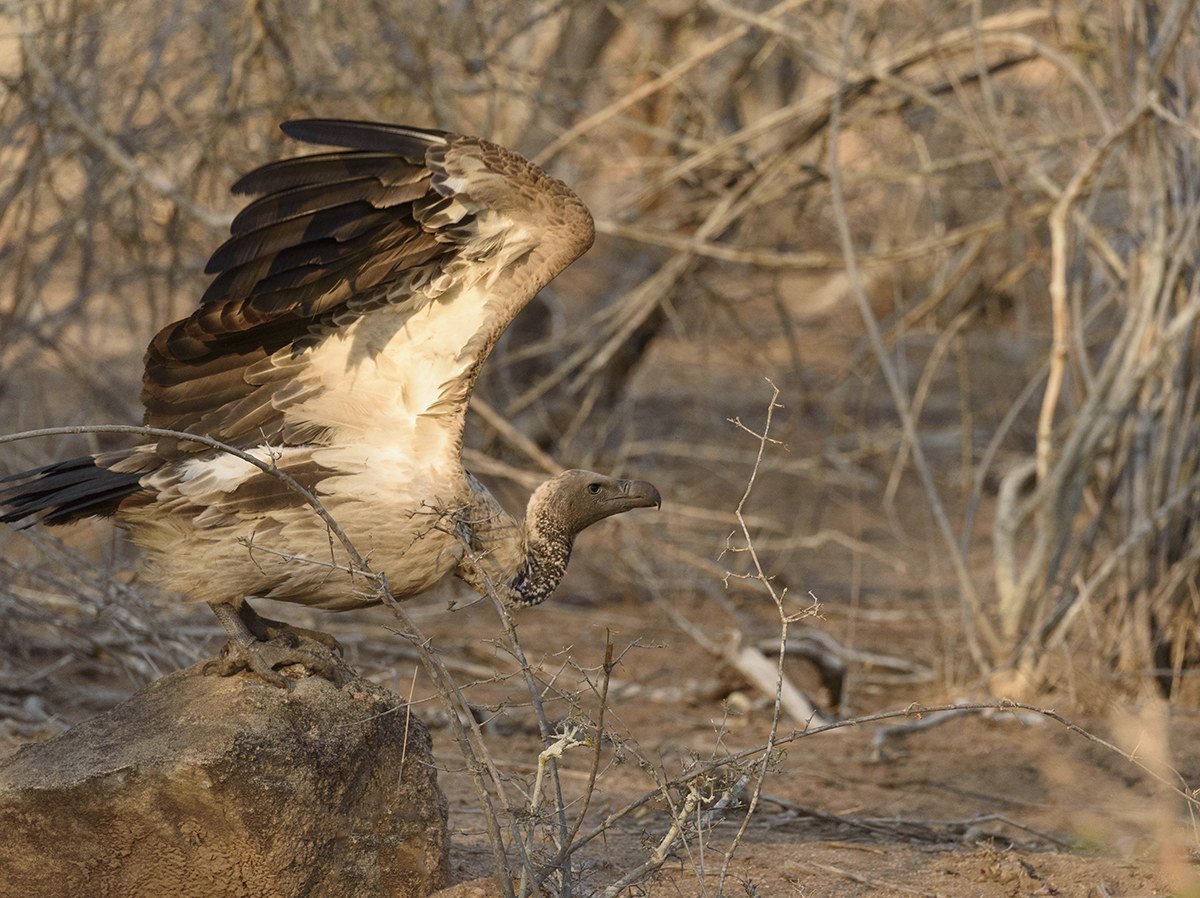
[
  {"left": 235, "top": 601, "right": 344, "bottom": 656},
  {"left": 204, "top": 635, "right": 343, "bottom": 688},
  {"left": 206, "top": 600, "right": 345, "bottom": 688},
  {"left": 258, "top": 621, "right": 344, "bottom": 656}
]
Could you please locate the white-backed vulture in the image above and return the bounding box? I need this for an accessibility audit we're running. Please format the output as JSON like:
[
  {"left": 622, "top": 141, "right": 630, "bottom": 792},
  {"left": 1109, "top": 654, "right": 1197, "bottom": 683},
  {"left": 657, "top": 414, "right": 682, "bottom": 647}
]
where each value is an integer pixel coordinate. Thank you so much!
[{"left": 1, "top": 120, "right": 660, "bottom": 685}]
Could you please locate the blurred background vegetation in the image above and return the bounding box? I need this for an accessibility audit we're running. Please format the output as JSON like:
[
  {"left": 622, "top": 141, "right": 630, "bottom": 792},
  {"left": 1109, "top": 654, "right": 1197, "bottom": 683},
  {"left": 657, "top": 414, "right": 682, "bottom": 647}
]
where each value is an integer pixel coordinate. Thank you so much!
[{"left": 2, "top": 0, "right": 1200, "bottom": 723}]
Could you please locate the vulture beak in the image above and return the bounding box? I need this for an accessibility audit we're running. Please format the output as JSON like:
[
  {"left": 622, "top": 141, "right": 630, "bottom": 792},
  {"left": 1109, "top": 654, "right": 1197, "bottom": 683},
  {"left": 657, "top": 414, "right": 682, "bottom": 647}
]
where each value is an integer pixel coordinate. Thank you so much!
[{"left": 616, "top": 479, "right": 662, "bottom": 510}]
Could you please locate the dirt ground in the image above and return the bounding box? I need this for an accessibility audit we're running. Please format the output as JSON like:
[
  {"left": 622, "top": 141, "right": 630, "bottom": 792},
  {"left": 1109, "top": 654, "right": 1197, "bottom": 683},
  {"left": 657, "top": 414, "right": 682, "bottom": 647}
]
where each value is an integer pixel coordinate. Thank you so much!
[
  {"left": 404, "top": 589, "right": 1198, "bottom": 898},
  {"left": 6, "top": 555, "right": 1197, "bottom": 898}
]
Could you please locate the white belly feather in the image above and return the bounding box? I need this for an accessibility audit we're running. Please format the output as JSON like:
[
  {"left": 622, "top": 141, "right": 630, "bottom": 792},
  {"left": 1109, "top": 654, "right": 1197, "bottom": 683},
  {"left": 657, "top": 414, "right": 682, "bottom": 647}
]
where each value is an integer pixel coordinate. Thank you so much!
[{"left": 127, "top": 442, "right": 470, "bottom": 610}]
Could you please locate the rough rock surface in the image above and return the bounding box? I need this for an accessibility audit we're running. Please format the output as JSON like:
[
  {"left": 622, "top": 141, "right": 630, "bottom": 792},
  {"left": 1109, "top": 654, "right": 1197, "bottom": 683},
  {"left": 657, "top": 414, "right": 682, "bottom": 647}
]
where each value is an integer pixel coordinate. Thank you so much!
[{"left": 0, "top": 659, "right": 449, "bottom": 898}]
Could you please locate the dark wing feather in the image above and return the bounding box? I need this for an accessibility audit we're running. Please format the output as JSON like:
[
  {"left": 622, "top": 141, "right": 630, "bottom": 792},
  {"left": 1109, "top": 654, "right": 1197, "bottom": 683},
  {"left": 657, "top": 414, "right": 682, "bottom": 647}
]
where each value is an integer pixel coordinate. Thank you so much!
[
  {"left": 278, "top": 120, "right": 452, "bottom": 157},
  {"left": 0, "top": 456, "right": 145, "bottom": 525},
  {"left": 142, "top": 119, "right": 594, "bottom": 455}
]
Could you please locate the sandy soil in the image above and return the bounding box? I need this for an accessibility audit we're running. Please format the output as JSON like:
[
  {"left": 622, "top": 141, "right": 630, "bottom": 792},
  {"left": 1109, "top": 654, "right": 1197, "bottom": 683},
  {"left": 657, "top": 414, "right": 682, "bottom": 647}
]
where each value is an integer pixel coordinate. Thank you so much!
[
  {"left": 402, "top": 590, "right": 1196, "bottom": 898},
  {"left": 7, "top": 554, "right": 1197, "bottom": 897}
]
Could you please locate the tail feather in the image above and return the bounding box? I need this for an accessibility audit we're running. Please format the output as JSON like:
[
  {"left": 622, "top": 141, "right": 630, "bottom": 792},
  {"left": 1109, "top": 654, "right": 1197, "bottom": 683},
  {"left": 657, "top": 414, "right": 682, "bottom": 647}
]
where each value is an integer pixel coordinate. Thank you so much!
[{"left": 0, "top": 456, "right": 145, "bottom": 526}]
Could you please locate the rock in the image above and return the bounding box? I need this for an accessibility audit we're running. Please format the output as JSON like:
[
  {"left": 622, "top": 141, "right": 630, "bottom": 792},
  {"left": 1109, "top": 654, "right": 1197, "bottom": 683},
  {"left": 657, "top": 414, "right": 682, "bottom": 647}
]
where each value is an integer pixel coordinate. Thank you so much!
[
  {"left": 0, "top": 661, "right": 449, "bottom": 898},
  {"left": 428, "top": 879, "right": 504, "bottom": 898}
]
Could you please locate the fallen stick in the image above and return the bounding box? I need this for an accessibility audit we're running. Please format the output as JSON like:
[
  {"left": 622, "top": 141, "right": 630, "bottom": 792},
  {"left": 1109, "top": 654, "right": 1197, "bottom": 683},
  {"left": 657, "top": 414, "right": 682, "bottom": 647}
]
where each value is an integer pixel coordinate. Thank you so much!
[{"left": 724, "top": 631, "right": 830, "bottom": 728}]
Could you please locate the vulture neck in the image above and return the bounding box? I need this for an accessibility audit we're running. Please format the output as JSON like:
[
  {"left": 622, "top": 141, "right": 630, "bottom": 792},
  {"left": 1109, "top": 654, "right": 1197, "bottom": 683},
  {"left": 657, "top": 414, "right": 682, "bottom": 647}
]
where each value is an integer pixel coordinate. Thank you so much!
[
  {"left": 459, "top": 473, "right": 574, "bottom": 607},
  {"left": 507, "top": 513, "right": 573, "bottom": 607}
]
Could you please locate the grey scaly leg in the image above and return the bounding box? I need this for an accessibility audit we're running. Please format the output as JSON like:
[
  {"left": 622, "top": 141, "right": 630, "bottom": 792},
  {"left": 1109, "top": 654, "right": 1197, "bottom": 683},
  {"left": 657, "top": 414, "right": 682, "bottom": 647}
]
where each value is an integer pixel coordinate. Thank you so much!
[
  {"left": 205, "top": 600, "right": 342, "bottom": 688},
  {"left": 235, "top": 600, "right": 343, "bottom": 655}
]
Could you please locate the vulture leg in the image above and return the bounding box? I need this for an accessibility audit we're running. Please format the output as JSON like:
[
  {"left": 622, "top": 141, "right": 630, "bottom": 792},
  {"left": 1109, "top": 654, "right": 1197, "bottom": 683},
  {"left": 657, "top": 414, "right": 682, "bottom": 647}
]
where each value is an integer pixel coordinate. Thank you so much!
[
  {"left": 204, "top": 600, "right": 343, "bottom": 688},
  {"left": 234, "top": 600, "right": 344, "bottom": 656}
]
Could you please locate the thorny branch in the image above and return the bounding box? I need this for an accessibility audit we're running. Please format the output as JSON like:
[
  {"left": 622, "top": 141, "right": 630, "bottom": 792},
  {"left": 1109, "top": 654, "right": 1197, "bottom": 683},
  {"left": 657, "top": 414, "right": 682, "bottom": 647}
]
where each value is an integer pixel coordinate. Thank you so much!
[{"left": 714, "top": 380, "right": 816, "bottom": 894}]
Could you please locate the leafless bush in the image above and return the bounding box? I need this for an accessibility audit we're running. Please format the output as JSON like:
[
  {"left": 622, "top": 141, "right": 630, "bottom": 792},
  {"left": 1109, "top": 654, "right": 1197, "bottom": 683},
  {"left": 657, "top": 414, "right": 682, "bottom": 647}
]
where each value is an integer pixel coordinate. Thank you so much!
[{"left": 978, "top": 4, "right": 1200, "bottom": 695}]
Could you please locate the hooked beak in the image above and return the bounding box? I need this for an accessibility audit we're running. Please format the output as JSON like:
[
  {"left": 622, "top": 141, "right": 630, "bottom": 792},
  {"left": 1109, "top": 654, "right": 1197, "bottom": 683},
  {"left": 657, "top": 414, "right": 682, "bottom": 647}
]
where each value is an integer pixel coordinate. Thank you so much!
[{"left": 616, "top": 479, "right": 662, "bottom": 510}]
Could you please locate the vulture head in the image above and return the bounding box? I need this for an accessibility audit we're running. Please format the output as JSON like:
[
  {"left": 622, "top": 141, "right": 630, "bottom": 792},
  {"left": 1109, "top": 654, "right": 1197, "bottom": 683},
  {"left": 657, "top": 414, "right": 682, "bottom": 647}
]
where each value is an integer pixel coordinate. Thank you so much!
[
  {"left": 506, "top": 470, "right": 661, "bottom": 607},
  {"left": 531, "top": 470, "right": 662, "bottom": 535}
]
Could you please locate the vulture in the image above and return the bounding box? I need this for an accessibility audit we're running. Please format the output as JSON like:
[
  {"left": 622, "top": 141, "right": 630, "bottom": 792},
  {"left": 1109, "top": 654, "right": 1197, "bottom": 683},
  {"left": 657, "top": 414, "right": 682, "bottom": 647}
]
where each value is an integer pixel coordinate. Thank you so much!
[{"left": 0, "top": 119, "right": 660, "bottom": 686}]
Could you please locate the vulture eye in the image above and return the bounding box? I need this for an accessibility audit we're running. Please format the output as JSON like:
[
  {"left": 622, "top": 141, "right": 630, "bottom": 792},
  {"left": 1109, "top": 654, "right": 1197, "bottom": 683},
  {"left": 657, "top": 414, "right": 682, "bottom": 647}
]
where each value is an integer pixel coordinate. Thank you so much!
[{"left": 588, "top": 483, "right": 601, "bottom": 494}]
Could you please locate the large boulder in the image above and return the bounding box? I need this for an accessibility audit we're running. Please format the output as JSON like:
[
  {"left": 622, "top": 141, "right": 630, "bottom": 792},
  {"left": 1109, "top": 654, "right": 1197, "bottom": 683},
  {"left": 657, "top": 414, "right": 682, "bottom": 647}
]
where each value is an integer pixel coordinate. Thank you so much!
[{"left": 0, "top": 660, "right": 448, "bottom": 897}]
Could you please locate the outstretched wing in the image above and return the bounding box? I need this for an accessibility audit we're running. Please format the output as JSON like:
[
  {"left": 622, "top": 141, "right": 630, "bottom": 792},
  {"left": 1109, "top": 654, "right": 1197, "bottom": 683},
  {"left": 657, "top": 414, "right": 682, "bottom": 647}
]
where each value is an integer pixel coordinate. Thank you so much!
[{"left": 142, "top": 119, "right": 594, "bottom": 456}]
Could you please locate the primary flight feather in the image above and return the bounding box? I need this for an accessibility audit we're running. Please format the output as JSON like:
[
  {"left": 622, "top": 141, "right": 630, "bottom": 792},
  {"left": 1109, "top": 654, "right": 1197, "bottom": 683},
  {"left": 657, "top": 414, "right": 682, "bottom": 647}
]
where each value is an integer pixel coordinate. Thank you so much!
[{"left": 1, "top": 120, "right": 660, "bottom": 685}]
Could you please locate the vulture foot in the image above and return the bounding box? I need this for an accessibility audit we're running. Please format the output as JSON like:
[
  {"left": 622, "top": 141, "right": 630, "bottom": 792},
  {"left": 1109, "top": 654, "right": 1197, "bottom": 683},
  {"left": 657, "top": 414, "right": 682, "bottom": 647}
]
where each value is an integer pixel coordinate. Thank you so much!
[
  {"left": 207, "top": 600, "right": 344, "bottom": 688},
  {"left": 203, "top": 635, "right": 343, "bottom": 688},
  {"left": 238, "top": 605, "right": 344, "bottom": 656}
]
